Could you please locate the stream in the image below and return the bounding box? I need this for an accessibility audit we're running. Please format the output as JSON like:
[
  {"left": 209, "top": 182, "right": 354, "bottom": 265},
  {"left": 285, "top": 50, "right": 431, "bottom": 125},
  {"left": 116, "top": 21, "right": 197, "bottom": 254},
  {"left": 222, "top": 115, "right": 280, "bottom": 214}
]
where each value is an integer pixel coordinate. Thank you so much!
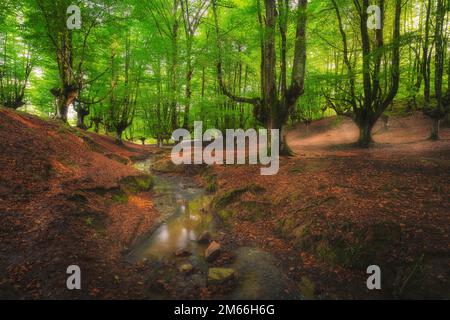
[{"left": 127, "top": 158, "right": 298, "bottom": 299}]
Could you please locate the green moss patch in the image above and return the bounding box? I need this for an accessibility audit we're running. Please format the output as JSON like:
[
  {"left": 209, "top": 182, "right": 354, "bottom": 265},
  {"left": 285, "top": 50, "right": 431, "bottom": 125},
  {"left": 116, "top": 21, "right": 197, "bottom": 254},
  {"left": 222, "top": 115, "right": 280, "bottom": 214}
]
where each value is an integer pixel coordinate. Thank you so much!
[
  {"left": 111, "top": 189, "right": 129, "bottom": 203},
  {"left": 212, "top": 184, "right": 265, "bottom": 210},
  {"left": 83, "top": 214, "right": 109, "bottom": 233},
  {"left": 203, "top": 173, "right": 218, "bottom": 193},
  {"left": 119, "top": 174, "right": 154, "bottom": 193},
  {"left": 151, "top": 158, "right": 186, "bottom": 173},
  {"left": 238, "top": 201, "right": 271, "bottom": 222},
  {"left": 314, "top": 221, "right": 402, "bottom": 269},
  {"left": 105, "top": 153, "right": 129, "bottom": 165}
]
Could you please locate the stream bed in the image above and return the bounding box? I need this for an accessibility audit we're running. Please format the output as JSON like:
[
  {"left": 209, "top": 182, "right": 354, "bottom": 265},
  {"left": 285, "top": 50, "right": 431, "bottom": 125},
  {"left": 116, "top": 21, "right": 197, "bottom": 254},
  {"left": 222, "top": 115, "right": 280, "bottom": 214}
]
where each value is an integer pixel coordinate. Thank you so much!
[{"left": 127, "top": 158, "right": 298, "bottom": 299}]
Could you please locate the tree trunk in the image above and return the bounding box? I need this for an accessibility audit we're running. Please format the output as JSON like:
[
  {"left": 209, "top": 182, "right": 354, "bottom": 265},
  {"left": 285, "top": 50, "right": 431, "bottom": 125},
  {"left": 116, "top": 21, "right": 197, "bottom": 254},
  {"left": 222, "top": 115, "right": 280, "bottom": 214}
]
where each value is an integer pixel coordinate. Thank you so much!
[
  {"left": 50, "top": 84, "right": 78, "bottom": 122},
  {"left": 182, "top": 25, "right": 193, "bottom": 130},
  {"left": 381, "top": 114, "right": 390, "bottom": 130},
  {"left": 183, "top": 61, "right": 193, "bottom": 129},
  {"left": 357, "top": 121, "right": 373, "bottom": 147},
  {"left": 76, "top": 111, "right": 87, "bottom": 129},
  {"left": 115, "top": 129, "right": 124, "bottom": 145},
  {"left": 422, "top": 0, "right": 432, "bottom": 103},
  {"left": 279, "top": 124, "right": 294, "bottom": 156},
  {"left": 430, "top": 118, "right": 441, "bottom": 140},
  {"left": 53, "top": 85, "right": 78, "bottom": 122},
  {"left": 56, "top": 100, "right": 70, "bottom": 122},
  {"left": 212, "top": 0, "right": 307, "bottom": 155},
  {"left": 170, "top": 0, "right": 179, "bottom": 131}
]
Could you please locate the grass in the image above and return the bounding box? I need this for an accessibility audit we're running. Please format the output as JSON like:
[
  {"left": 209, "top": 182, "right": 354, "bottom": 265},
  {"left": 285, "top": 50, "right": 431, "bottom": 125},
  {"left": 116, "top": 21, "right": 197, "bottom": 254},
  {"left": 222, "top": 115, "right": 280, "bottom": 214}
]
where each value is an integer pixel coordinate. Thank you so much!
[{"left": 203, "top": 172, "right": 218, "bottom": 193}]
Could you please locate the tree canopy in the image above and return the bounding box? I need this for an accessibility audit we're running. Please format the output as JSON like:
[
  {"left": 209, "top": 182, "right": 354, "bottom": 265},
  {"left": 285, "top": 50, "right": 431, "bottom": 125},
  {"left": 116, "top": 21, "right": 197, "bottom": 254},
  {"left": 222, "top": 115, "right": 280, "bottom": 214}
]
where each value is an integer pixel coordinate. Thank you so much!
[{"left": 0, "top": 0, "right": 449, "bottom": 145}]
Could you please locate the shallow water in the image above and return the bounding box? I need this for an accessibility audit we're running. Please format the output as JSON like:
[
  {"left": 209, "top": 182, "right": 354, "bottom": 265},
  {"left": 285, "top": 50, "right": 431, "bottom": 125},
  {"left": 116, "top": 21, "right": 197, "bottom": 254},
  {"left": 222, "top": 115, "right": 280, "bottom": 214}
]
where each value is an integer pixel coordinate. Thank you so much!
[
  {"left": 129, "top": 159, "right": 213, "bottom": 266},
  {"left": 129, "top": 158, "right": 299, "bottom": 299}
]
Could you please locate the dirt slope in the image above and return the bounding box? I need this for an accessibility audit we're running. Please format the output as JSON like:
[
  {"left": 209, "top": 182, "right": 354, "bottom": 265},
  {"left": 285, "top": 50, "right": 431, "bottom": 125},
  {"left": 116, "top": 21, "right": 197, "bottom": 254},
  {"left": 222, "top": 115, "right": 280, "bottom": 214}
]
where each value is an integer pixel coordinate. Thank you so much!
[
  {"left": 1, "top": 108, "right": 449, "bottom": 299},
  {"left": 288, "top": 112, "right": 450, "bottom": 158},
  {"left": 203, "top": 113, "right": 450, "bottom": 299},
  {"left": 0, "top": 108, "right": 157, "bottom": 299}
]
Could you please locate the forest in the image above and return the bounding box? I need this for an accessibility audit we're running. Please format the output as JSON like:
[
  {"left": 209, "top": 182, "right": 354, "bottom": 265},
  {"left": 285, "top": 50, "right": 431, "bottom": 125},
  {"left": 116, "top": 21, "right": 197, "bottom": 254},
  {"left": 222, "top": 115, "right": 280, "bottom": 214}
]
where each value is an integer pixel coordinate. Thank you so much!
[
  {"left": 1, "top": 0, "right": 448, "bottom": 147},
  {"left": 0, "top": 0, "right": 449, "bottom": 301}
]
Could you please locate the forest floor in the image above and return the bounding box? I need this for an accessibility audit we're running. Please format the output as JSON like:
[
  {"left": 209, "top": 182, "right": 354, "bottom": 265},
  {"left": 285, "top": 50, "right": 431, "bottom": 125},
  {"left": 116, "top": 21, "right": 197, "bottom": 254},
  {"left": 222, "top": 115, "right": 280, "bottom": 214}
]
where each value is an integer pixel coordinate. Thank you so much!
[
  {"left": 0, "top": 107, "right": 449, "bottom": 299},
  {"left": 199, "top": 113, "right": 450, "bottom": 299},
  {"left": 0, "top": 107, "right": 160, "bottom": 299}
]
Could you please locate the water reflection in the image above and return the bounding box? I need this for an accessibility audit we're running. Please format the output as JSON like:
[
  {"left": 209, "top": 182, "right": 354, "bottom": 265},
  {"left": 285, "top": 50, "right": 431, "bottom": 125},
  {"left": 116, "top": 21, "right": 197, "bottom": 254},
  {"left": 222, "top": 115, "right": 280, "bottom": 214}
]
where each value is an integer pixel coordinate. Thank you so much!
[
  {"left": 128, "top": 159, "right": 297, "bottom": 299},
  {"left": 128, "top": 168, "right": 213, "bottom": 263}
]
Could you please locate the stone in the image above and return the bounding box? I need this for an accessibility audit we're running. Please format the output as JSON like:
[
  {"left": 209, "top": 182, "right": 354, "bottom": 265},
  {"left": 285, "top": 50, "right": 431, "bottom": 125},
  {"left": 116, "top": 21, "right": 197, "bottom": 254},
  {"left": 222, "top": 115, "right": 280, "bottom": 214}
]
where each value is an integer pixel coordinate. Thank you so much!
[
  {"left": 178, "top": 263, "right": 194, "bottom": 274},
  {"left": 207, "top": 268, "right": 235, "bottom": 285},
  {"left": 191, "top": 274, "right": 207, "bottom": 288},
  {"left": 175, "top": 248, "right": 192, "bottom": 257},
  {"left": 197, "top": 231, "right": 211, "bottom": 244},
  {"left": 205, "top": 241, "right": 221, "bottom": 262},
  {"left": 299, "top": 276, "right": 316, "bottom": 300}
]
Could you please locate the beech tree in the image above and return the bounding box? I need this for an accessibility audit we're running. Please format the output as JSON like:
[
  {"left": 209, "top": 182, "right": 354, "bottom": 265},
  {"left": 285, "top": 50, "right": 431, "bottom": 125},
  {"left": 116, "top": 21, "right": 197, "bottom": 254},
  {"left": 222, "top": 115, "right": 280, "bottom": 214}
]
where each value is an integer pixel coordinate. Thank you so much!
[
  {"left": 1, "top": 0, "right": 447, "bottom": 146},
  {"left": 0, "top": 1, "right": 33, "bottom": 109},
  {"left": 422, "top": 0, "right": 449, "bottom": 140},
  {"left": 180, "top": 0, "right": 209, "bottom": 130},
  {"left": 213, "top": 0, "right": 308, "bottom": 155},
  {"left": 326, "top": 0, "right": 402, "bottom": 147},
  {"left": 35, "top": 0, "right": 110, "bottom": 122},
  {"left": 107, "top": 32, "right": 146, "bottom": 144}
]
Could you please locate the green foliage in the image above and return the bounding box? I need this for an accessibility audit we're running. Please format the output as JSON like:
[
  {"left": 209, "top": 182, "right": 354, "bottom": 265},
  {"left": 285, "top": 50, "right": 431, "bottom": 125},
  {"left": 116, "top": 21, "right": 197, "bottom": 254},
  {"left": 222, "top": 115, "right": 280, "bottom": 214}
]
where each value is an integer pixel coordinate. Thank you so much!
[{"left": 0, "top": 0, "right": 448, "bottom": 139}]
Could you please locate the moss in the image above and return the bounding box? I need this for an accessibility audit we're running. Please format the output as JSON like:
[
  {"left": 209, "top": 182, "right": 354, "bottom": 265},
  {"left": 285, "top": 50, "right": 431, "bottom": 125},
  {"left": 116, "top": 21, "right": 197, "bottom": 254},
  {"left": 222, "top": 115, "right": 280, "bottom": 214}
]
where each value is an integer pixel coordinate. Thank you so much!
[
  {"left": 79, "top": 135, "right": 101, "bottom": 152},
  {"left": 315, "top": 240, "right": 338, "bottom": 265},
  {"left": 73, "top": 208, "right": 109, "bottom": 237},
  {"left": 212, "top": 184, "right": 265, "bottom": 209},
  {"left": 111, "top": 189, "right": 129, "bottom": 203},
  {"left": 298, "top": 276, "right": 316, "bottom": 300},
  {"left": 203, "top": 173, "right": 218, "bottom": 194},
  {"left": 56, "top": 123, "right": 71, "bottom": 134},
  {"left": 151, "top": 158, "right": 185, "bottom": 173},
  {"left": 276, "top": 216, "right": 299, "bottom": 236},
  {"left": 269, "top": 218, "right": 402, "bottom": 269},
  {"left": 120, "top": 174, "right": 154, "bottom": 193},
  {"left": 276, "top": 215, "right": 315, "bottom": 250},
  {"left": 239, "top": 201, "right": 270, "bottom": 222},
  {"left": 206, "top": 181, "right": 217, "bottom": 193},
  {"left": 212, "top": 190, "right": 242, "bottom": 209},
  {"left": 316, "top": 237, "right": 374, "bottom": 268},
  {"left": 105, "top": 153, "right": 129, "bottom": 164},
  {"left": 88, "top": 187, "right": 110, "bottom": 196},
  {"left": 314, "top": 221, "right": 402, "bottom": 269},
  {"left": 206, "top": 176, "right": 218, "bottom": 193},
  {"left": 215, "top": 209, "right": 236, "bottom": 227},
  {"left": 208, "top": 268, "right": 236, "bottom": 285},
  {"left": 85, "top": 217, "right": 94, "bottom": 226},
  {"left": 83, "top": 214, "right": 108, "bottom": 233},
  {"left": 69, "top": 128, "right": 84, "bottom": 138},
  {"left": 289, "top": 166, "right": 305, "bottom": 174},
  {"left": 188, "top": 195, "right": 213, "bottom": 214}
]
